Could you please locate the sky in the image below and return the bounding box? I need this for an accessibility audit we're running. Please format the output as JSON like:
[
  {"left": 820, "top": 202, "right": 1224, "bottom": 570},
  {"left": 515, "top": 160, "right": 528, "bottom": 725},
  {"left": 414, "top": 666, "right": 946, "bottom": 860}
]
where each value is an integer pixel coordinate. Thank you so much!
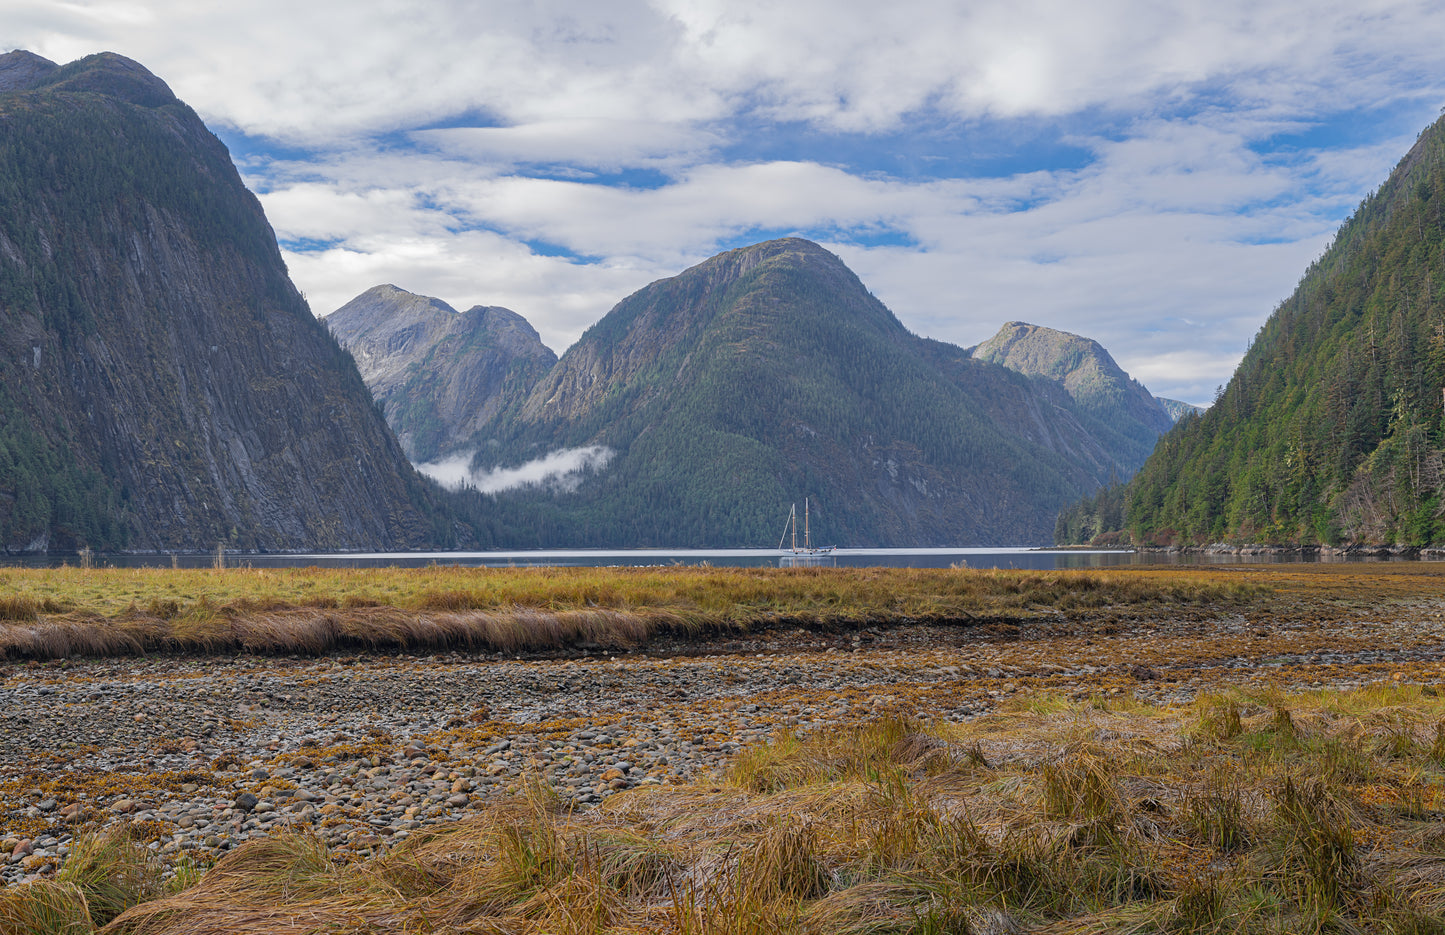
[{"left": 8, "top": 1, "right": 1445, "bottom": 405}]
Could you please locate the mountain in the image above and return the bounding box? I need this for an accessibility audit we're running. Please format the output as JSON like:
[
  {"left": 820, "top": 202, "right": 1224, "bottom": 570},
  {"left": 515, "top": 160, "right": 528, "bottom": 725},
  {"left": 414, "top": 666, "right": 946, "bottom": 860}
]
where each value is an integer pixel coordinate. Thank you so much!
[
  {"left": 971, "top": 321, "right": 1174, "bottom": 471},
  {"left": 326, "top": 285, "right": 556, "bottom": 462},
  {"left": 1156, "top": 398, "right": 1205, "bottom": 423},
  {"left": 0, "top": 51, "right": 451, "bottom": 552},
  {"left": 1108, "top": 113, "right": 1445, "bottom": 547},
  {"left": 460, "top": 238, "right": 1146, "bottom": 547}
]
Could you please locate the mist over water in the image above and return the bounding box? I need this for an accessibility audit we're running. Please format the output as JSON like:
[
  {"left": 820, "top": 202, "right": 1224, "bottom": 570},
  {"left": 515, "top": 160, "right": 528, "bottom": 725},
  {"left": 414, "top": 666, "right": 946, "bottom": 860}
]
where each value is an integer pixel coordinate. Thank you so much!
[{"left": 416, "top": 445, "right": 615, "bottom": 494}]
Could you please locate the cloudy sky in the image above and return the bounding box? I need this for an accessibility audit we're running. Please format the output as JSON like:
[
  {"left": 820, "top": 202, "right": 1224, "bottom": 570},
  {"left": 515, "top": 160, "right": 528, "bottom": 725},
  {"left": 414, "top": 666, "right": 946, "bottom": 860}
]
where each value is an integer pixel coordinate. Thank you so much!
[{"left": 9, "top": 1, "right": 1445, "bottom": 404}]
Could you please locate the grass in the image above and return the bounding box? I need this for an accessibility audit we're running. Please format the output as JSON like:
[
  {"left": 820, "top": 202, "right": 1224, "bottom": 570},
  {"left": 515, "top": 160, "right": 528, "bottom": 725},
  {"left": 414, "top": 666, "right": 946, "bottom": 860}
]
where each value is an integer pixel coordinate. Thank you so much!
[
  {"left": 0, "top": 564, "right": 1265, "bottom": 660},
  {"left": 7, "top": 684, "right": 1445, "bottom": 933}
]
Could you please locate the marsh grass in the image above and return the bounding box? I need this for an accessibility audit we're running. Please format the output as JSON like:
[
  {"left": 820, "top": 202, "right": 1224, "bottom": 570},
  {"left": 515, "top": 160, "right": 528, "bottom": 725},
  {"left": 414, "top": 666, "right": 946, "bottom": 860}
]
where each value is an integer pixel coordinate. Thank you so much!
[
  {"left": 0, "top": 565, "right": 1261, "bottom": 660},
  {"left": 0, "top": 828, "right": 164, "bottom": 935},
  {"left": 8, "top": 685, "right": 1445, "bottom": 932}
]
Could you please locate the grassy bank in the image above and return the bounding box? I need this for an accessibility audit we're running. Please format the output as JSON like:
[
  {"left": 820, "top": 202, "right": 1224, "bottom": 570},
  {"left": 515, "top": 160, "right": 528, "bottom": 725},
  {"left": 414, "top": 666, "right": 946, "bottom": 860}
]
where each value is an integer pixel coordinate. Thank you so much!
[
  {"left": 6, "top": 683, "right": 1445, "bottom": 933},
  {"left": 0, "top": 565, "right": 1261, "bottom": 660}
]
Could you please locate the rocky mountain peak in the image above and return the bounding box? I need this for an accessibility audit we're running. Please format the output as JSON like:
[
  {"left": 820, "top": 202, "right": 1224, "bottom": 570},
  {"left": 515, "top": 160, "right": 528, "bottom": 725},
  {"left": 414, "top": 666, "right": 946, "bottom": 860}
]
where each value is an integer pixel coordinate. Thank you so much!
[
  {"left": 28, "top": 51, "right": 178, "bottom": 107},
  {"left": 328, "top": 286, "right": 556, "bottom": 462},
  {"left": 0, "top": 50, "right": 59, "bottom": 92},
  {"left": 973, "top": 321, "right": 1173, "bottom": 443}
]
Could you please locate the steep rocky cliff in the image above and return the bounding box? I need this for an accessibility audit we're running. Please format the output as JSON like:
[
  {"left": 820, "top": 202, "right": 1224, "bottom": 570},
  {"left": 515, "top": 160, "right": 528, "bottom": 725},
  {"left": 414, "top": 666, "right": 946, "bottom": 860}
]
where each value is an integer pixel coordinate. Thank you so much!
[
  {"left": 468, "top": 238, "right": 1141, "bottom": 547},
  {"left": 0, "top": 51, "right": 448, "bottom": 552},
  {"left": 327, "top": 286, "right": 556, "bottom": 462}
]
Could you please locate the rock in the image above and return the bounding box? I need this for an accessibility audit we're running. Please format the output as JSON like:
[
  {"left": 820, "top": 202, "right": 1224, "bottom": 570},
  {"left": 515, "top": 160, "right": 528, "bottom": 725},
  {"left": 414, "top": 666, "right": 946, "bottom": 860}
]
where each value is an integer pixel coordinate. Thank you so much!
[
  {"left": 446, "top": 794, "right": 470, "bottom": 808},
  {"left": 233, "top": 792, "right": 259, "bottom": 812}
]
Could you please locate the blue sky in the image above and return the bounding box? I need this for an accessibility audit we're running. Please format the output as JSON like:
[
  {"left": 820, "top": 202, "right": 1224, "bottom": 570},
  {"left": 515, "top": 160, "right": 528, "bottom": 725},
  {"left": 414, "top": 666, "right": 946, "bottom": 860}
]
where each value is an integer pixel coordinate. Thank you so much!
[{"left": 9, "top": 0, "right": 1445, "bottom": 405}]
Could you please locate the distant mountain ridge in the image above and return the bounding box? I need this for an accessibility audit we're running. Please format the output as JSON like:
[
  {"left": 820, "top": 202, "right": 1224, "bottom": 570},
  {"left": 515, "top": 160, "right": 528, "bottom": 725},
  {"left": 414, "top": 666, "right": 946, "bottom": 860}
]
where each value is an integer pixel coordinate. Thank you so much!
[
  {"left": 389, "top": 238, "right": 1165, "bottom": 547},
  {"left": 971, "top": 321, "right": 1176, "bottom": 468},
  {"left": 327, "top": 285, "right": 556, "bottom": 462},
  {"left": 1156, "top": 398, "right": 1205, "bottom": 423},
  {"left": 0, "top": 51, "right": 449, "bottom": 551}
]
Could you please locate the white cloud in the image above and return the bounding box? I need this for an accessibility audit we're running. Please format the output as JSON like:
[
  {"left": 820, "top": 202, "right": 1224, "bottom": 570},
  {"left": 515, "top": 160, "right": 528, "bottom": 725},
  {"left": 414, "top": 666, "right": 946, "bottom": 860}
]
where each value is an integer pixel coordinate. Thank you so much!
[
  {"left": 8, "top": 0, "right": 1445, "bottom": 404},
  {"left": 251, "top": 113, "right": 1413, "bottom": 402},
  {"left": 416, "top": 446, "right": 616, "bottom": 494},
  {"left": 413, "top": 121, "right": 721, "bottom": 173},
  {"left": 9, "top": 1, "right": 1445, "bottom": 143}
]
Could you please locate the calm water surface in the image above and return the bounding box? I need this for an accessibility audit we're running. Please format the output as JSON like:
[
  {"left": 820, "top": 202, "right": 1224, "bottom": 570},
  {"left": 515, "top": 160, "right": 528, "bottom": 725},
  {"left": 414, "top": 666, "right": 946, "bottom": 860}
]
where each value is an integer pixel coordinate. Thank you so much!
[{"left": 1, "top": 547, "right": 1426, "bottom": 570}]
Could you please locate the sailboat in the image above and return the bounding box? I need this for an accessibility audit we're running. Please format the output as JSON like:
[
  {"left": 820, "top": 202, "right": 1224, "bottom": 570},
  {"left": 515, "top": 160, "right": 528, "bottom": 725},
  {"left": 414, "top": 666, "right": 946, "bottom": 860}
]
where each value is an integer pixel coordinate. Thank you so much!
[{"left": 777, "top": 498, "right": 835, "bottom": 555}]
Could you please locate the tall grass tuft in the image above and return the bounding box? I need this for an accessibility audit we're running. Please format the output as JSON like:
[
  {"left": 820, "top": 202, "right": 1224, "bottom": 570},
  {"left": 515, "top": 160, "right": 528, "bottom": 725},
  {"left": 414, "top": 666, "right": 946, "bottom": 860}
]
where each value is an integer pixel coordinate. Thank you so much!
[
  {"left": 0, "top": 880, "right": 93, "bottom": 935},
  {"left": 1183, "top": 769, "right": 1250, "bottom": 852},
  {"left": 55, "top": 827, "right": 164, "bottom": 925},
  {"left": 1265, "top": 774, "right": 1357, "bottom": 913},
  {"left": 1195, "top": 696, "right": 1243, "bottom": 741}
]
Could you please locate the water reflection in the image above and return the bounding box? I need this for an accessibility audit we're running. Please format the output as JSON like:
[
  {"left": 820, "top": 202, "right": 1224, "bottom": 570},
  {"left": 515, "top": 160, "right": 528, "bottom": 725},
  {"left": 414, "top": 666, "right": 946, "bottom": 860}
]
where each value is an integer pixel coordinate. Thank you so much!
[{"left": 0, "top": 547, "right": 1430, "bottom": 571}]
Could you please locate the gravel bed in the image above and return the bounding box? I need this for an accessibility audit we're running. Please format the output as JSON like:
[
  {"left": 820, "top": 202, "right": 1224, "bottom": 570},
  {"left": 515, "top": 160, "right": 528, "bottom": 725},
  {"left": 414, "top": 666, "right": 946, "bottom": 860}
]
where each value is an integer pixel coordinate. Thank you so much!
[{"left": 4, "top": 611, "right": 1444, "bottom": 883}]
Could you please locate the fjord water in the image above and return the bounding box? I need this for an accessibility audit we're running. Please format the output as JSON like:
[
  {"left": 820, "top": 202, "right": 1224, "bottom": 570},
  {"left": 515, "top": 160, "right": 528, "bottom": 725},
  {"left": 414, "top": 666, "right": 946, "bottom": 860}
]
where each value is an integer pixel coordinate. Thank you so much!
[{"left": 1, "top": 547, "right": 1425, "bottom": 570}]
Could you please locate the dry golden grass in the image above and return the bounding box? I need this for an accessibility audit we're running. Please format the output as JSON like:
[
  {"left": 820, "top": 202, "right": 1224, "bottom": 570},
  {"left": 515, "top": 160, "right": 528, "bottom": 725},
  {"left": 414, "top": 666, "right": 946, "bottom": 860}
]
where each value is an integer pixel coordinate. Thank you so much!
[
  {"left": 6, "top": 683, "right": 1445, "bottom": 934},
  {"left": 0, "top": 564, "right": 1266, "bottom": 660}
]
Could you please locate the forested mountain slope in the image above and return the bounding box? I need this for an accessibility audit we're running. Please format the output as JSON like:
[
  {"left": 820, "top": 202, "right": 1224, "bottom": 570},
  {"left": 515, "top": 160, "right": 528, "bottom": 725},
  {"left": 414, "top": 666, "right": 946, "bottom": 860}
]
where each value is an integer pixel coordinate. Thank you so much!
[
  {"left": 1119, "top": 114, "right": 1445, "bottom": 546},
  {"left": 467, "top": 238, "right": 1145, "bottom": 547},
  {"left": 0, "top": 51, "right": 450, "bottom": 551},
  {"left": 327, "top": 286, "right": 556, "bottom": 462}
]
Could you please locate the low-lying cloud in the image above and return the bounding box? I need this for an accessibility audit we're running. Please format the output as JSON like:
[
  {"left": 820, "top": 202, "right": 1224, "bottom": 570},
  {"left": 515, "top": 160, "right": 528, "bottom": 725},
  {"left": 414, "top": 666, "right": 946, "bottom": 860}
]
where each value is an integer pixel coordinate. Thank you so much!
[{"left": 416, "top": 445, "right": 614, "bottom": 495}]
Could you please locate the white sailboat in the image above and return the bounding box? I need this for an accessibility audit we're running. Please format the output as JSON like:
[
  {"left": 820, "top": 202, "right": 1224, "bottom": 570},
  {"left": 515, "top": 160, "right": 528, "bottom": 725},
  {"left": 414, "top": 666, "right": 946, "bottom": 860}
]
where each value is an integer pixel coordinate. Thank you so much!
[{"left": 777, "top": 497, "right": 835, "bottom": 555}]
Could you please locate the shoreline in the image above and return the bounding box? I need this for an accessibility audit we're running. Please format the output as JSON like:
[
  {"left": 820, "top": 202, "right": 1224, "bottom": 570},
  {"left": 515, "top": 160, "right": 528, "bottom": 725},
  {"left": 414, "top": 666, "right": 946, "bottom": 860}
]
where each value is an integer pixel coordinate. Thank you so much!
[{"left": 1132, "top": 542, "right": 1442, "bottom": 558}]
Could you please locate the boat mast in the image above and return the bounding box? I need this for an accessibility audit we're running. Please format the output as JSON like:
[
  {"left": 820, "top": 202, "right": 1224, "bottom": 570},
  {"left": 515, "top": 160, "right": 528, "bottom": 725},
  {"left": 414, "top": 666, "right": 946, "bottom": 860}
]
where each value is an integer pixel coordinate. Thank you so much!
[
  {"left": 804, "top": 497, "right": 811, "bottom": 551},
  {"left": 778, "top": 503, "right": 798, "bottom": 551}
]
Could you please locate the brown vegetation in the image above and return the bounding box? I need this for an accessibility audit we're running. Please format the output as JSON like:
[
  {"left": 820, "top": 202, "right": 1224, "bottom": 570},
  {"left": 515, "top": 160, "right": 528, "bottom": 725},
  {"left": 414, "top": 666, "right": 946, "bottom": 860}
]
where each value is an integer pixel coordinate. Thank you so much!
[
  {"left": 0, "top": 565, "right": 1262, "bottom": 660},
  {"left": 5, "top": 684, "right": 1445, "bottom": 933}
]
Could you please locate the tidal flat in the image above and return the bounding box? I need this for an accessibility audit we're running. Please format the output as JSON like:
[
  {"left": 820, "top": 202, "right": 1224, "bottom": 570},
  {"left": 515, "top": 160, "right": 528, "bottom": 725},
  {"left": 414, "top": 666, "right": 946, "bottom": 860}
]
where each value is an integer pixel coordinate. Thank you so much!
[{"left": 2, "top": 564, "right": 1444, "bottom": 933}]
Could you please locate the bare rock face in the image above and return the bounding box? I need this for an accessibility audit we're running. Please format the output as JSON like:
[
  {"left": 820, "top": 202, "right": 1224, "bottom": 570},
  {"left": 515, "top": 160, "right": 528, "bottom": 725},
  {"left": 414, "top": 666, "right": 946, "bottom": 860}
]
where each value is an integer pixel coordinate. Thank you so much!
[
  {"left": 0, "top": 52, "right": 447, "bottom": 551},
  {"left": 327, "top": 286, "right": 556, "bottom": 462}
]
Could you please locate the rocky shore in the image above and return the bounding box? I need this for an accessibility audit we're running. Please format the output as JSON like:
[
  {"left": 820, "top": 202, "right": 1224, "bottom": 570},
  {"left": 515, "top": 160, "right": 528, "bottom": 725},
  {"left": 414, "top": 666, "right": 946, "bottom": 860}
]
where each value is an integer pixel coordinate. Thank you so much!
[
  {"left": 5, "top": 604, "right": 1444, "bottom": 885},
  {"left": 1136, "top": 542, "right": 1437, "bottom": 558}
]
